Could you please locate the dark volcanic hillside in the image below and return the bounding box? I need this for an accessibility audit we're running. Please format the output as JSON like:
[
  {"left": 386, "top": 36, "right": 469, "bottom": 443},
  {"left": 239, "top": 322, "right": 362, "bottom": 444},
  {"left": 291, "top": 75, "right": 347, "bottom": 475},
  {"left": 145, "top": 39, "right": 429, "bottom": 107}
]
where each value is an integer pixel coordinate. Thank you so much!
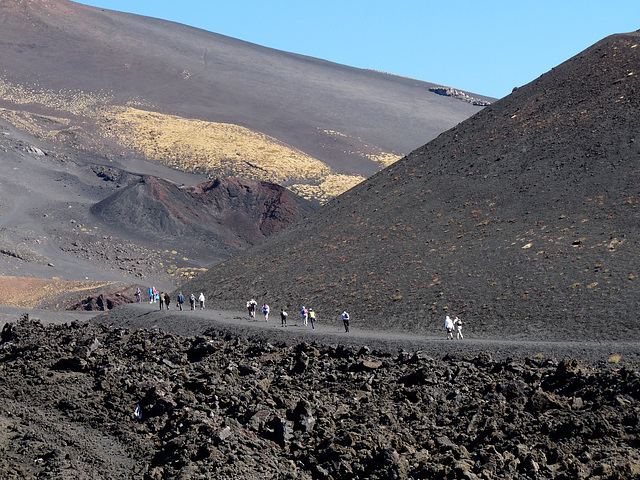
[
  {"left": 180, "top": 31, "right": 640, "bottom": 341},
  {"left": 91, "top": 176, "right": 315, "bottom": 261}
]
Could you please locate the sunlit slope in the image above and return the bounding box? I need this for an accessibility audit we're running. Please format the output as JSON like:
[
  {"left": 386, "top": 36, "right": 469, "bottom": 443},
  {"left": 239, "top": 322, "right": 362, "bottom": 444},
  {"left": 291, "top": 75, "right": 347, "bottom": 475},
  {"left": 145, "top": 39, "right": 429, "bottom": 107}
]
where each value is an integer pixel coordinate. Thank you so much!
[{"left": 0, "top": 0, "right": 486, "bottom": 202}]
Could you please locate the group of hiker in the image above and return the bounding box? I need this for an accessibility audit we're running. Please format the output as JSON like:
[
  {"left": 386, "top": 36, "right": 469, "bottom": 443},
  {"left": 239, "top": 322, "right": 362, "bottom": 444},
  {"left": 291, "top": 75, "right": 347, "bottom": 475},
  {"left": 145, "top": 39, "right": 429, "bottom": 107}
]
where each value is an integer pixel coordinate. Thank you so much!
[
  {"left": 138, "top": 288, "right": 462, "bottom": 338},
  {"left": 445, "top": 315, "right": 464, "bottom": 340},
  {"left": 138, "top": 287, "right": 205, "bottom": 311},
  {"left": 278, "top": 306, "right": 317, "bottom": 329},
  {"left": 246, "top": 299, "right": 351, "bottom": 332}
]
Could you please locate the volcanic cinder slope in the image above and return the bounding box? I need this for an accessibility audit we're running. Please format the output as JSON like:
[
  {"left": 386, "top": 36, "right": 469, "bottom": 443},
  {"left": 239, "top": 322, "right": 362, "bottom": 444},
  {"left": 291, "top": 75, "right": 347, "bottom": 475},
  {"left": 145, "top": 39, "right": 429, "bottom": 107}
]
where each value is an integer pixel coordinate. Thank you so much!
[
  {"left": 0, "top": 0, "right": 489, "bottom": 299},
  {"left": 180, "top": 30, "right": 640, "bottom": 341},
  {"left": 91, "top": 176, "right": 316, "bottom": 260}
]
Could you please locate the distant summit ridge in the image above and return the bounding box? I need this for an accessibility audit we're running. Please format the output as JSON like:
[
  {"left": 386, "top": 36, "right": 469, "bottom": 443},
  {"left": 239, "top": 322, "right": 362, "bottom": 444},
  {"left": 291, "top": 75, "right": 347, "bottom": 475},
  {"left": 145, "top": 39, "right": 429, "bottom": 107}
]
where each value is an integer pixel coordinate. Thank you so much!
[
  {"left": 0, "top": 0, "right": 488, "bottom": 203},
  {"left": 428, "top": 86, "right": 492, "bottom": 106}
]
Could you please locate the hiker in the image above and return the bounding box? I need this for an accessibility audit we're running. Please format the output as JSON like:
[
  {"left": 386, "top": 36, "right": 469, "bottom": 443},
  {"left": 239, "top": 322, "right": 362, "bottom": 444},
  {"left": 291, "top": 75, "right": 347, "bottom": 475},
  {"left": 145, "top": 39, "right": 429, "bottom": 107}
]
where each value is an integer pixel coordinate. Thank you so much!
[
  {"left": 164, "top": 292, "right": 171, "bottom": 310},
  {"left": 198, "top": 292, "right": 205, "bottom": 310},
  {"left": 454, "top": 316, "right": 464, "bottom": 340},
  {"left": 301, "top": 306, "right": 308, "bottom": 326},
  {"left": 280, "top": 308, "right": 288, "bottom": 327},
  {"left": 149, "top": 286, "right": 154, "bottom": 303},
  {"left": 341, "top": 311, "right": 350, "bottom": 332},
  {"left": 445, "top": 315, "right": 454, "bottom": 340},
  {"left": 177, "top": 292, "right": 185, "bottom": 311},
  {"left": 190, "top": 294, "right": 196, "bottom": 310},
  {"left": 262, "top": 303, "right": 270, "bottom": 322},
  {"left": 309, "top": 309, "right": 316, "bottom": 330},
  {"left": 248, "top": 299, "right": 257, "bottom": 318},
  {"left": 135, "top": 287, "right": 141, "bottom": 303},
  {"left": 159, "top": 293, "right": 165, "bottom": 310}
]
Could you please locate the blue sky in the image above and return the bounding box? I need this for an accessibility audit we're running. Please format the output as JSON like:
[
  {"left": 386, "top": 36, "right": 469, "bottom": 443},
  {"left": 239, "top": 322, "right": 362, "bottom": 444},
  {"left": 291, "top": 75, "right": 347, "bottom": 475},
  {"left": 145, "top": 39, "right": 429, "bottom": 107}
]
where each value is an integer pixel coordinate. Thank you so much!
[{"left": 79, "top": 0, "right": 640, "bottom": 99}]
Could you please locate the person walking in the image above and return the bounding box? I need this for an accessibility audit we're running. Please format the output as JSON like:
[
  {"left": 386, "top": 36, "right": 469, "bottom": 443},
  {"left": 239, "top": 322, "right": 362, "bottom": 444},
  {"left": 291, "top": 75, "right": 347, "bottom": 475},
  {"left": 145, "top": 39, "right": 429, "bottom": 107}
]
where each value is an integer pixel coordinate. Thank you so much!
[
  {"left": 309, "top": 309, "right": 316, "bottom": 330},
  {"left": 280, "top": 308, "right": 288, "bottom": 327},
  {"left": 135, "top": 287, "right": 141, "bottom": 303},
  {"left": 164, "top": 292, "right": 171, "bottom": 310},
  {"left": 177, "top": 292, "right": 185, "bottom": 311},
  {"left": 159, "top": 293, "right": 165, "bottom": 310},
  {"left": 301, "top": 306, "right": 308, "bottom": 326},
  {"left": 189, "top": 294, "right": 196, "bottom": 310},
  {"left": 454, "top": 316, "right": 464, "bottom": 340},
  {"left": 198, "top": 292, "right": 205, "bottom": 310},
  {"left": 262, "top": 303, "right": 270, "bottom": 322},
  {"left": 247, "top": 299, "right": 257, "bottom": 318},
  {"left": 341, "top": 311, "right": 350, "bottom": 332},
  {"left": 445, "top": 315, "right": 454, "bottom": 340},
  {"left": 149, "top": 287, "right": 154, "bottom": 303}
]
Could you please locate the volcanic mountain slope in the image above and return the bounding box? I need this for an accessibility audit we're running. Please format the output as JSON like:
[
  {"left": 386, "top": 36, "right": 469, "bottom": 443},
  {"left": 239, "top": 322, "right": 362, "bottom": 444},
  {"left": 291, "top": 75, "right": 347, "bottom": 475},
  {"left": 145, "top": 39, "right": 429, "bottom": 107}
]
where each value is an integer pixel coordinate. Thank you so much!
[
  {"left": 180, "top": 30, "right": 640, "bottom": 341},
  {"left": 0, "top": 112, "right": 314, "bottom": 304},
  {"left": 0, "top": 0, "right": 489, "bottom": 203},
  {"left": 0, "top": 0, "right": 490, "bottom": 302}
]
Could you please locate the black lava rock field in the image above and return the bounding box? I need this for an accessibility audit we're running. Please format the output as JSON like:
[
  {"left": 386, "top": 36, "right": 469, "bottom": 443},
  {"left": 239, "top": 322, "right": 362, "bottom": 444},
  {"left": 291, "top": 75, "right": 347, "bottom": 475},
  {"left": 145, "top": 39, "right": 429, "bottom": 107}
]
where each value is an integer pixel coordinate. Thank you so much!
[{"left": 0, "top": 313, "right": 638, "bottom": 479}]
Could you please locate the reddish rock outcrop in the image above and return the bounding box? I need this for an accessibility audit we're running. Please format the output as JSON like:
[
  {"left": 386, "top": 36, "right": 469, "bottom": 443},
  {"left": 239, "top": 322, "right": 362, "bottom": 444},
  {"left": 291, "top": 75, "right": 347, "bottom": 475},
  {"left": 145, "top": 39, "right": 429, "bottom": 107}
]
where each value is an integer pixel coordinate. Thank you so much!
[{"left": 91, "top": 176, "right": 315, "bottom": 254}]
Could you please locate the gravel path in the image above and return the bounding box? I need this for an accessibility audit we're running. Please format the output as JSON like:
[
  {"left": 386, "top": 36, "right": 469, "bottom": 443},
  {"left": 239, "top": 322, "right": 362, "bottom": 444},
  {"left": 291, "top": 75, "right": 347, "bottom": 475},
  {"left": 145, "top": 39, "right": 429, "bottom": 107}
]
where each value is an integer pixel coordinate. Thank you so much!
[
  {"left": 91, "top": 303, "right": 640, "bottom": 366},
  {"left": 2, "top": 303, "right": 636, "bottom": 366}
]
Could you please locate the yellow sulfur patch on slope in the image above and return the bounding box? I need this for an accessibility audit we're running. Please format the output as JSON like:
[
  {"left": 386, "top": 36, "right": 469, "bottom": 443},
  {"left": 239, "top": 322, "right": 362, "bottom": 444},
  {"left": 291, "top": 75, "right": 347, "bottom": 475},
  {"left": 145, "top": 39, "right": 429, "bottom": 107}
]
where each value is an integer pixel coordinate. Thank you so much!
[{"left": 102, "top": 107, "right": 331, "bottom": 185}]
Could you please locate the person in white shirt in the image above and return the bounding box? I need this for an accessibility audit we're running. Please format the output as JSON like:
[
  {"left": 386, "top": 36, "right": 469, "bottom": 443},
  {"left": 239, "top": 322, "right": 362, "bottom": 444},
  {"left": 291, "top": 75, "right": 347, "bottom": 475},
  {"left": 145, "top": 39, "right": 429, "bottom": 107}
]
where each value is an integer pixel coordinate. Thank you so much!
[
  {"left": 341, "top": 311, "right": 350, "bottom": 332},
  {"left": 445, "top": 315, "right": 454, "bottom": 340}
]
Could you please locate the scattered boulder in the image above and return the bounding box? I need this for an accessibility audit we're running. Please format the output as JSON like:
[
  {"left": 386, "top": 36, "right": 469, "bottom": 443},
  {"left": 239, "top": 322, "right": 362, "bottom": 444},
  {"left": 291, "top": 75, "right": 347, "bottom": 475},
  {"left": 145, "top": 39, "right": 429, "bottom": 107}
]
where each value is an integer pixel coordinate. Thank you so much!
[{"left": 0, "top": 319, "right": 637, "bottom": 479}]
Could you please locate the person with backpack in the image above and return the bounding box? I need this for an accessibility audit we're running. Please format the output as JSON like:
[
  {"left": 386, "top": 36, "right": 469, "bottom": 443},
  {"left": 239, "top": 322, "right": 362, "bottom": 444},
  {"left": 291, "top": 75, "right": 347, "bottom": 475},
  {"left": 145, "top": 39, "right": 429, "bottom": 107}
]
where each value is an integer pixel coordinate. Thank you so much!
[
  {"left": 247, "top": 299, "right": 257, "bottom": 318},
  {"left": 159, "top": 292, "right": 165, "bottom": 310},
  {"left": 301, "top": 306, "right": 308, "bottom": 326},
  {"left": 164, "top": 292, "right": 171, "bottom": 310},
  {"left": 280, "top": 308, "right": 288, "bottom": 327},
  {"left": 135, "top": 287, "right": 141, "bottom": 303},
  {"left": 341, "top": 311, "right": 350, "bottom": 332},
  {"left": 262, "top": 303, "right": 270, "bottom": 322},
  {"left": 309, "top": 309, "right": 316, "bottom": 330},
  {"left": 177, "top": 292, "right": 185, "bottom": 311},
  {"left": 189, "top": 294, "right": 196, "bottom": 310},
  {"left": 454, "top": 316, "right": 464, "bottom": 339},
  {"left": 445, "top": 315, "right": 454, "bottom": 340}
]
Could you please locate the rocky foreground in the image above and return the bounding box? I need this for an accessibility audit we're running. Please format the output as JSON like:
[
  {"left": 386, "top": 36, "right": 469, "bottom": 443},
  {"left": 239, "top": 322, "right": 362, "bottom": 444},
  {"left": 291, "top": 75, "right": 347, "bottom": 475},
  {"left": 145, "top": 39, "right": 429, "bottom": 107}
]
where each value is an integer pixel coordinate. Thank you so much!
[{"left": 0, "top": 316, "right": 638, "bottom": 479}]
